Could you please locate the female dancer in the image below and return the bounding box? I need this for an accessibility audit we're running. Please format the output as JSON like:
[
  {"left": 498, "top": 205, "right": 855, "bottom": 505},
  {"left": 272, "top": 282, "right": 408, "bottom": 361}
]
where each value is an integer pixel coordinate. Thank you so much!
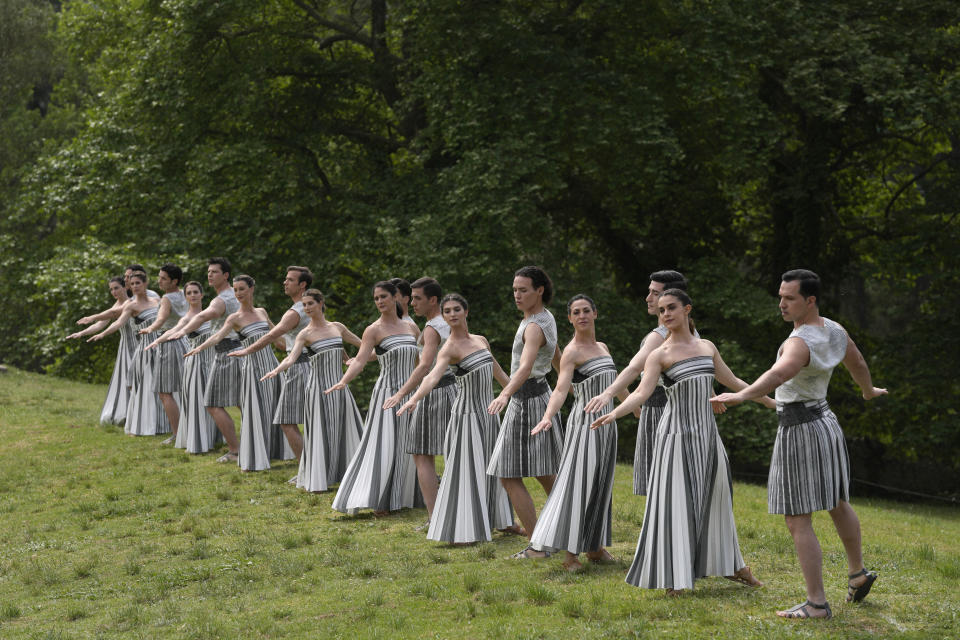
[
  {"left": 151, "top": 281, "right": 220, "bottom": 453},
  {"left": 262, "top": 289, "right": 364, "bottom": 492},
  {"left": 397, "top": 293, "right": 515, "bottom": 543},
  {"left": 67, "top": 276, "right": 130, "bottom": 424},
  {"left": 89, "top": 272, "right": 168, "bottom": 436},
  {"left": 184, "top": 275, "right": 290, "bottom": 470},
  {"left": 592, "top": 289, "right": 770, "bottom": 593},
  {"left": 526, "top": 294, "right": 621, "bottom": 569},
  {"left": 487, "top": 266, "right": 564, "bottom": 550},
  {"left": 327, "top": 281, "right": 420, "bottom": 514}
]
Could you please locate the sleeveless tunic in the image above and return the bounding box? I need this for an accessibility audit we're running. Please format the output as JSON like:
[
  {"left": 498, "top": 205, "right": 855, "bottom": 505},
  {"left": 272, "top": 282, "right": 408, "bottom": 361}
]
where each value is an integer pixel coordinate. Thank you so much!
[
  {"left": 154, "top": 290, "right": 189, "bottom": 394},
  {"left": 531, "top": 356, "right": 618, "bottom": 554},
  {"left": 488, "top": 309, "right": 564, "bottom": 477},
  {"left": 427, "top": 349, "right": 514, "bottom": 543},
  {"left": 333, "top": 334, "right": 422, "bottom": 513},
  {"left": 204, "top": 289, "right": 242, "bottom": 408},
  {"left": 296, "top": 337, "right": 364, "bottom": 492},
  {"left": 407, "top": 315, "right": 457, "bottom": 455},
  {"left": 625, "top": 356, "right": 747, "bottom": 590},
  {"left": 768, "top": 318, "right": 851, "bottom": 515},
  {"left": 273, "top": 301, "right": 311, "bottom": 425}
]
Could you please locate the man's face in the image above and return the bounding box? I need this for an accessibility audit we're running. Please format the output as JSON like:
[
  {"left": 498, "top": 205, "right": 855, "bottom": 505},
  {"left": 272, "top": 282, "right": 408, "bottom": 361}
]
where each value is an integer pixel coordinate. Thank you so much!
[
  {"left": 645, "top": 280, "right": 666, "bottom": 316},
  {"left": 283, "top": 271, "right": 301, "bottom": 297},
  {"left": 411, "top": 288, "right": 432, "bottom": 317},
  {"left": 207, "top": 264, "right": 225, "bottom": 288},
  {"left": 157, "top": 270, "right": 173, "bottom": 291},
  {"left": 512, "top": 276, "right": 541, "bottom": 311},
  {"left": 778, "top": 280, "right": 814, "bottom": 323}
]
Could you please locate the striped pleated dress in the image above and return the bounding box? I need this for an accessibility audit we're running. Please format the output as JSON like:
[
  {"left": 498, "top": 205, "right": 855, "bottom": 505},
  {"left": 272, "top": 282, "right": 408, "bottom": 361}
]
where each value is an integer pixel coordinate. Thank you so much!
[
  {"left": 406, "top": 316, "right": 456, "bottom": 456},
  {"left": 152, "top": 290, "right": 189, "bottom": 395},
  {"left": 236, "top": 321, "right": 292, "bottom": 471},
  {"left": 99, "top": 317, "right": 135, "bottom": 425},
  {"left": 626, "top": 356, "right": 747, "bottom": 590},
  {"left": 427, "top": 349, "right": 515, "bottom": 543},
  {"left": 632, "top": 325, "right": 670, "bottom": 495},
  {"left": 272, "top": 301, "right": 310, "bottom": 427},
  {"left": 176, "top": 321, "right": 221, "bottom": 453},
  {"left": 768, "top": 318, "right": 850, "bottom": 515},
  {"left": 126, "top": 308, "right": 173, "bottom": 436},
  {"left": 530, "top": 356, "right": 618, "bottom": 554},
  {"left": 203, "top": 288, "right": 242, "bottom": 409},
  {"left": 487, "top": 309, "right": 564, "bottom": 478},
  {"left": 332, "top": 333, "right": 421, "bottom": 514},
  {"left": 297, "top": 337, "right": 364, "bottom": 492}
]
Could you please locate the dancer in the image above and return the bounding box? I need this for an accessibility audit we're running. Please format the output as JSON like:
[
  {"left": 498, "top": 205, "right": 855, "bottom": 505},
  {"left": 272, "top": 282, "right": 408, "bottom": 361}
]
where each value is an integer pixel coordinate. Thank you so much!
[
  {"left": 383, "top": 277, "right": 456, "bottom": 526},
  {"left": 89, "top": 271, "right": 169, "bottom": 436},
  {"left": 229, "top": 266, "right": 314, "bottom": 466},
  {"left": 66, "top": 276, "right": 130, "bottom": 424},
  {"left": 137, "top": 264, "right": 188, "bottom": 443},
  {"left": 487, "top": 266, "right": 564, "bottom": 552},
  {"left": 397, "top": 293, "right": 514, "bottom": 543},
  {"left": 584, "top": 269, "right": 691, "bottom": 496},
  {"left": 154, "top": 281, "right": 220, "bottom": 453},
  {"left": 75, "top": 265, "right": 161, "bottom": 327},
  {"left": 527, "top": 294, "right": 621, "bottom": 570},
  {"left": 390, "top": 277, "right": 421, "bottom": 339},
  {"left": 328, "top": 280, "right": 421, "bottom": 514},
  {"left": 161, "top": 258, "right": 242, "bottom": 462},
  {"left": 711, "top": 269, "right": 885, "bottom": 619},
  {"left": 262, "top": 289, "right": 363, "bottom": 492},
  {"left": 592, "top": 288, "right": 769, "bottom": 593}
]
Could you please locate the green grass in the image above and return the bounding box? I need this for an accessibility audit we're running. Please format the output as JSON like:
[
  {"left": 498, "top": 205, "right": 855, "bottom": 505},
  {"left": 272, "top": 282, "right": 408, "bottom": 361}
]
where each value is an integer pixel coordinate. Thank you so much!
[{"left": 0, "top": 366, "right": 958, "bottom": 638}]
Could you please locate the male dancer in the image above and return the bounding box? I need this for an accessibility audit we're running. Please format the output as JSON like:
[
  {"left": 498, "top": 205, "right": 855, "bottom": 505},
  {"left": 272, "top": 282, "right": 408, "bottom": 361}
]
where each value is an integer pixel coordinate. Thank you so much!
[
  {"left": 229, "top": 266, "right": 311, "bottom": 467},
  {"left": 138, "top": 263, "right": 189, "bottom": 443},
  {"left": 711, "top": 269, "right": 886, "bottom": 620},
  {"left": 161, "top": 257, "right": 242, "bottom": 462},
  {"left": 383, "top": 277, "right": 456, "bottom": 527},
  {"left": 584, "top": 269, "right": 691, "bottom": 495}
]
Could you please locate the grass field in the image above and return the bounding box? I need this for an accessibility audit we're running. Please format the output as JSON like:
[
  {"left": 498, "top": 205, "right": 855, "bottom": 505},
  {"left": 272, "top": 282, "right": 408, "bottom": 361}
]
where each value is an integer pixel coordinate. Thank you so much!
[{"left": 0, "top": 366, "right": 957, "bottom": 639}]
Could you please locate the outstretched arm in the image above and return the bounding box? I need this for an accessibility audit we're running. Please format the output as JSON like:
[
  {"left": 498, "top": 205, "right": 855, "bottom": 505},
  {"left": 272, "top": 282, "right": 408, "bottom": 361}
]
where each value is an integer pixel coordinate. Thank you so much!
[
  {"left": 842, "top": 336, "right": 887, "bottom": 400},
  {"left": 325, "top": 325, "right": 377, "bottom": 393},
  {"left": 139, "top": 297, "right": 172, "bottom": 335},
  {"left": 385, "top": 324, "right": 442, "bottom": 409},
  {"left": 182, "top": 314, "right": 236, "bottom": 357},
  {"left": 169, "top": 298, "right": 225, "bottom": 340},
  {"left": 710, "top": 341, "right": 776, "bottom": 409},
  {"left": 230, "top": 308, "right": 298, "bottom": 357},
  {"left": 710, "top": 337, "right": 808, "bottom": 407},
  {"left": 591, "top": 350, "right": 663, "bottom": 428},
  {"left": 261, "top": 331, "right": 311, "bottom": 381},
  {"left": 88, "top": 303, "right": 137, "bottom": 342},
  {"left": 67, "top": 319, "right": 110, "bottom": 339},
  {"left": 487, "top": 322, "right": 545, "bottom": 414},
  {"left": 77, "top": 303, "right": 124, "bottom": 325},
  {"left": 531, "top": 348, "right": 575, "bottom": 435},
  {"left": 584, "top": 330, "right": 664, "bottom": 413},
  {"left": 396, "top": 345, "right": 456, "bottom": 416}
]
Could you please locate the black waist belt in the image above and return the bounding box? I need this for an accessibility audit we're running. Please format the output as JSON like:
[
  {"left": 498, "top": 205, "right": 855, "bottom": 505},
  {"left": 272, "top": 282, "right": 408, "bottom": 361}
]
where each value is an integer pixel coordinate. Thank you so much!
[
  {"left": 188, "top": 330, "right": 207, "bottom": 339},
  {"left": 134, "top": 316, "right": 149, "bottom": 326},
  {"left": 777, "top": 400, "right": 827, "bottom": 427},
  {"left": 435, "top": 373, "right": 456, "bottom": 389},
  {"left": 643, "top": 385, "right": 667, "bottom": 408},
  {"left": 294, "top": 351, "right": 310, "bottom": 364},
  {"left": 514, "top": 377, "right": 549, "bottom": 402},
  {"left": 215, "top": 338, "right": 242, "bottom": 353}
]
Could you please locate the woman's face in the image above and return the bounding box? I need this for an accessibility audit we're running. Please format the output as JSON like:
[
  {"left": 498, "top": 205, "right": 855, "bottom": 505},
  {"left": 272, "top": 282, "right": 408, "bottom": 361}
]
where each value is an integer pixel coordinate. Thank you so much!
[
  {"left": 303, "top": 296, "right": 323, "bottom": 318},
  {"left": 567, "top": 299, "right": 597, "bottom": 331},
  {"left": 233, "top": 280, "right": 252, "bottom": 302},
  {"left": 373, "top": 287, "right": 394, "bottom": 314},
  {"left": 109, "top": 281, "right": 126, "bottom": 301},
  {"left": 128, "top": 278, "right": 146, "bottom": 295},
  {"left": 441, "top": 300, "right": 467, "bottom": 328},
  {"left": 658, "top": 294, "right": 690, "bottom": 331},
  {"left": 185, "top": 285, "right": 204, "bottom": 306}
]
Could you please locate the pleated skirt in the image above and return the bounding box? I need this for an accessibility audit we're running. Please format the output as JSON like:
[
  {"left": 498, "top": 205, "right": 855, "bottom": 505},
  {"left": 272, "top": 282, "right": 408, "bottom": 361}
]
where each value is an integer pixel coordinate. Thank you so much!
[
  {"left": 767, "top": 401, "right": 850, "bottom": 515},
  {"left": 176, "top": 334, "right": 221, "bottom": 453},
  {"left": 204, "top": 347, "right": 242, "bottom": 408},
  {"left": 406, "top": 381, "right": 456, "bottom": 455},
  {"left": 487, "top": 386, "right": 563, "bottom": 478},
  {"left": 100, "top": 338, "right": 129, "bottom": 425},
  {"left": 125, "top": 331, "right": 173, "bottom": 436},
  {"left": 273, "top": 359, "right": 309, "bottom": 425},
  {"left": 237, "top": 347, "right": 287, "bottom": 471},
  {"left": 632, "top": 392, "right": 665, "bottom": 496},
  {"left": 153, "top": 334, "right": 187, "bottom": 393}
]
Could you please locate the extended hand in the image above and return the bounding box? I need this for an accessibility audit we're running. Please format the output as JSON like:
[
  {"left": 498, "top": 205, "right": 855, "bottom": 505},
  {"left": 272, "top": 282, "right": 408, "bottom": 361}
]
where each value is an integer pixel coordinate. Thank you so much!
[
  {"left": 382, "top": 393, "right": 403, "bottom": 410},
  {"left": 710, "top": 392, "right": 743, "bottom": 408},
  {"left": 325, "top": 381, "right": 346, "bottom": 394},
  {"left": 583, "top": 392, "right": 611, "bottom": 414},
  {"left": 487, "top": 394, "right": 509, "bottom": 415},
  {"left": 590, "top": 413, "right": 615, "bottom": 430},
  {"left": 396, "top": 399, "right": 416, "bottom": 416},
  {"left": 260, "top": 369, "right": 279, "bottom": 381},
  {"left": 863, "top": 386, "right": 888, "bottom": 401},
  {"left": 530, "top": 419, "right": 552, "bottom": 436},
  {"left": 227, "top": 349, "right": 248, "bottom": 358}
]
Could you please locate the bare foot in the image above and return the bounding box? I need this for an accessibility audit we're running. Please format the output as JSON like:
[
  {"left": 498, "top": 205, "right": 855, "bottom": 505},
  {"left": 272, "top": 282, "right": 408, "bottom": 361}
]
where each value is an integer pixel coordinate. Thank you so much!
[
  {"left": 562, "top": 554, "right": 583, "bottom": 572},
  {"left": 498, "top": 524, "right": 527, "bottom": 537},
  {"left": 585, "top": 548, "right": 615, "bottom": 564},
  {"left": 726, "top": 565, "right": 763, "bottom": 587}
]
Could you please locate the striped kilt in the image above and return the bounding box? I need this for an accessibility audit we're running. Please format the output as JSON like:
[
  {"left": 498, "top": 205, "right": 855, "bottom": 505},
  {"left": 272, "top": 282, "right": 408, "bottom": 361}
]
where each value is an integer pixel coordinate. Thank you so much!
[
  {"left": 203, "top": 339, "right": 242, "bottom": 408},
  {"left": 768, "top": 399, "right": 851, "bottom": 515},
  {"left": 272, "top": 357, "right": 309, "bottom": 425},
  {"left": 153, "top": 334, "right": 188, "bottom": 393},
  {"left": 406, "top": 375, "right": 456, "bottom": 455},
  {"left": 486, "top": 377, "right": 564, "bottom": 478}
]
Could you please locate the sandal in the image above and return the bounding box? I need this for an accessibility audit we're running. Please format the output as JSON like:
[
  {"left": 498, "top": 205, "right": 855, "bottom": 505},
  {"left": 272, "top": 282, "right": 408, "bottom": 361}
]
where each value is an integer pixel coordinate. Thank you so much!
[
  {"left": 511, "top": 546, "right": 550, "bottom": 559},
  {"left": 847, "top": 568, "right": 878, "bottom": 602},
  {"left": 561, "top": 556, "right": 583, "bottom": 572},
  {"left": 725, "top": 565, "right": 764, "bottom": 587},
  {"left": 585, "top": 549, "right": 615, "bottom": 564},
  {"left": 216, "top": 452, "right": 238, "bottom": 463},
  {"left": 776, "top": 600, "right": 832, "bottom": 620}
]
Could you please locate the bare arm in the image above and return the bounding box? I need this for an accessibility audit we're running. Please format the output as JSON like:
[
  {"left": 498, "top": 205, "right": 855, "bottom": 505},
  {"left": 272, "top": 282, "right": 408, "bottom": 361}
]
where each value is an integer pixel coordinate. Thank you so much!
[
  {"left": 487, "top": 322, "right": 545, "bottom": 414},
  {"left": 531, "top": 347, "right": 576, "bottom": 435},
  {"left": 170, "top": 298, "right": 225, "bottom": 339},
  {"left": 88, "top": 302, "right": 138, "bottom": 342},
  {"left": 842, "top": 336, "right": 887, "bottom": 400},
  {"left": 77, "top": 304, "right": 124, "bottom": 325},
  {"left": 325, "top": 325, "right": 377, "bottom": 393},
  {"left": 551, "top": 345, "right": 562, "bottom": 372},
  {"left": 591, "top": 350, "right": 664, "bottom": 428},
  {"left": 262, "top": 330, "right": 312, "bottom": 381},
  {"left": 481, "top": 337, "right": 511, "bottom": 388},
  {"left": 384, "top": 325, "right": 442, "bottom": 409},
  {"left": 139, "top": 297, "right": 172, "bottom": 334},
  {"left": 583, "top": 330, "right": 664, "bottom": 413},
  {"left": 67, "top": 319, "right": 110, "bottom": 339},
  {"left": 231, "top": 308, "right": 299, "bottom": 357},
  {"left": 396, "top": 344, "right": 456, "bottom": 416},
  {"left": 709, "top": 341, "right": 776, "bottom": 409},
  {"left": 183, "top": 314, "right": 237, "bottom": 357},
  {"left": 710, "top": 337, "right": 808, "bottom": 407}
]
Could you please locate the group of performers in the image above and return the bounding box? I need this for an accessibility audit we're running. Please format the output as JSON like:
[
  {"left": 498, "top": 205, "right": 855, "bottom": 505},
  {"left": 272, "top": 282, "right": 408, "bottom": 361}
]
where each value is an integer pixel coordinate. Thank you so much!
[{"left": 67, "top": 259, "right": 886, "bottom": 620}]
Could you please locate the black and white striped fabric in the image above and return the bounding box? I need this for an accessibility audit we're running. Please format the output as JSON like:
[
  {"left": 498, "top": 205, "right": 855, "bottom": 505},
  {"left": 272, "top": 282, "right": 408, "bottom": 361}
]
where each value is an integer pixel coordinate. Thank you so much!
[
  {"left": 236, "top": 321, "right": 291, "bottom": 471},
  {"left": 297, "top": 338, "right": 364, "bottom": 492},
  {"left": 633, "top": 325, "right": 671, "bottom": 496},
  {"left": 272, "top": 359, "right": 309, "bottom": 425},
  {"left": 768, "top": 399, "right": 850, "bottom": 515},
  {"left": 152, "top": 333, "right": 187, "bottom": 393},
  {"left": 626, "top": 356, "right": 746, "bottom": 590},
  {"left": 125, "top": 308, "right": 173, "bottom": 436},
  {"left": 427, "top": 349, "right": 514, "bottom": 543},
  {"left": 99, "top": 321, "right": 133, "bottom": 425},
  {"left": 332, "top": 334, "right": 422, "bottom": 514},
  {"left": 176, "top": 330, "right": 221, "bottom": 453},
  {"left": 530, "top": 356, "right": 617, "bottom": 554},
  {"left": 486, "top": 377, "right": 563, "bottom": 478},
  {"left": 406, "top": 378, "right": 455, "bottom": 455},
  {"left": 203, "top": 343, "right": 242, "bottom": 408}
]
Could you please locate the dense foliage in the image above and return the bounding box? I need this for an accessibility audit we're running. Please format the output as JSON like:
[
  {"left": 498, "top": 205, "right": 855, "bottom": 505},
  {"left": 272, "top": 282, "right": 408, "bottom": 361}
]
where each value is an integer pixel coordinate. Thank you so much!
[{"left": 2, "top": 0, "right": 958, "bottom": 495}]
